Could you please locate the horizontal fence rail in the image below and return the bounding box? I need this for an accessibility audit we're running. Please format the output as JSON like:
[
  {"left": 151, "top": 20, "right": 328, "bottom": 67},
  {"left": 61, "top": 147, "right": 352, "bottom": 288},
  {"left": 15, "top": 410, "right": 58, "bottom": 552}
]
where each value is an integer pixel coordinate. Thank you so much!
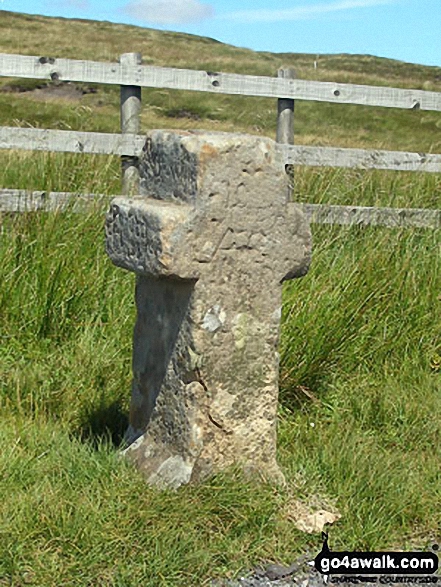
[
  {"left": 281, "top": 144, "right": 441, "bottom": 173},
  {"left": 0, "top": 189, "right": 109, "bottom": 212},
  {"left": 0, "top": 126, "right": 143, "bottom": 156},
  {"left": 1, "top": 190, "right": 440, "bottom": 228},
  {"left": 2, "top": 126, "right": 441, "bottom": 174},
  {"left": 1, "top": 52, "right": 441, "bottom": 111},
  {"left": 301, "top": 203, "right": 441, "bottom": 228}
]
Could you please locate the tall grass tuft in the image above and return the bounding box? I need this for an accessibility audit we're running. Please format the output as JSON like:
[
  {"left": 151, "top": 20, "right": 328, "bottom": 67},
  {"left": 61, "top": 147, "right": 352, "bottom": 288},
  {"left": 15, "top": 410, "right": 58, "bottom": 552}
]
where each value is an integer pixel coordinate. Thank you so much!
[
  {"left": 280, "top": 224, "right": 439, "bottom": 395},
  {"left": 0, "top": 208, "right": 135, "bottom": 440}
]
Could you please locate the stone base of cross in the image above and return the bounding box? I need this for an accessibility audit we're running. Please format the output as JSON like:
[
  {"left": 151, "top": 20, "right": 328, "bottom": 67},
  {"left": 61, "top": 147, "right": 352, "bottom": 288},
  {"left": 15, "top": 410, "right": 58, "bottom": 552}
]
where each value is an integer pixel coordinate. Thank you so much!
[{"left": 106, "top": 130, "right": 312, "bottom": 488}]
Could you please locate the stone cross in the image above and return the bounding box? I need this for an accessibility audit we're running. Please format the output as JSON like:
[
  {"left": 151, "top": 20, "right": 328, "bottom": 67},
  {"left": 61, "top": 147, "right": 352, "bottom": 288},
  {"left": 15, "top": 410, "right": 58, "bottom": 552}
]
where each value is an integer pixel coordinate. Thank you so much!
[{"left": 106, "top": 130, "right": 312, "bottom": 488}]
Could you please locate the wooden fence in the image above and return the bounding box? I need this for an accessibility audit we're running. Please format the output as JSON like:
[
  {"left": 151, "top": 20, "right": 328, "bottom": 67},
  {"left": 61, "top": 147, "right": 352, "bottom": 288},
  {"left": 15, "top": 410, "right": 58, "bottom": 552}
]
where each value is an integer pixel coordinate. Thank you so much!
[{"left": 0, "top": 51, "right": 440, "bottom": 228}]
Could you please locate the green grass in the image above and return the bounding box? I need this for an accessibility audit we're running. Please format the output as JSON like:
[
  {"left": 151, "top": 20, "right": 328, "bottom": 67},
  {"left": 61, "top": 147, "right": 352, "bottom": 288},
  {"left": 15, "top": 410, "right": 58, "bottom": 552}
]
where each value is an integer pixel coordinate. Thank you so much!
[
  {"left": 0, "top": 10, "right": 440, "bottom": 587},
  {"left": 1, "top": 209, "right": 439, "bottom": 586},
  {"left": 0, "top": 415, "right": 303, "bottom": 586}
]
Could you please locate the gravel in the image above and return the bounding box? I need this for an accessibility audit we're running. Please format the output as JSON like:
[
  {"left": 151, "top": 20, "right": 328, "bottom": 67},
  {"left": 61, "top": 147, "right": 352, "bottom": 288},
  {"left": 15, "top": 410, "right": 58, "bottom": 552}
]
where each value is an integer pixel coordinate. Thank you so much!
[
  {"left": 211, "top": 553, "right": 440, "bottom": 587},
  {"left": 211, "top": 554, "right": 328, "bottom": 587}
]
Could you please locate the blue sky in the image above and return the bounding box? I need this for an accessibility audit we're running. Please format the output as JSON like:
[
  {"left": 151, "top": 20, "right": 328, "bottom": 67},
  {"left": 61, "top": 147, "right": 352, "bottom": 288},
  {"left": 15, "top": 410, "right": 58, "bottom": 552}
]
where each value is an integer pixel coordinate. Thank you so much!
[{"left": 1, "top": 0, "right": 440, "bottom": 67}]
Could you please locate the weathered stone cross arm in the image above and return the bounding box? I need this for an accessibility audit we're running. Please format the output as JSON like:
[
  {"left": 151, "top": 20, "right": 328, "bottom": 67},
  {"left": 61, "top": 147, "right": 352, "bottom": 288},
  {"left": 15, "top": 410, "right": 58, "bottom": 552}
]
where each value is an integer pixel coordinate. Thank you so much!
[
  {"left": 105, "top": 130, "right": 312, "bottom": 489},
  {"left": 106, "top": 195, "right": 308, "bottom": 281},
  {"left": 106, "top": 197, "right": 198, "bottom": 280}
]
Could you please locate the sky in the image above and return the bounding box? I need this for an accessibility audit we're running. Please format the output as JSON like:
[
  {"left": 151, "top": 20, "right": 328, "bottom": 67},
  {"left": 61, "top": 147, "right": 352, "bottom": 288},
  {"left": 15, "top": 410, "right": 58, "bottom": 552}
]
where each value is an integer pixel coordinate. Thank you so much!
[{"left": 1, "top": 0, "right": 440, "bottom": 68}]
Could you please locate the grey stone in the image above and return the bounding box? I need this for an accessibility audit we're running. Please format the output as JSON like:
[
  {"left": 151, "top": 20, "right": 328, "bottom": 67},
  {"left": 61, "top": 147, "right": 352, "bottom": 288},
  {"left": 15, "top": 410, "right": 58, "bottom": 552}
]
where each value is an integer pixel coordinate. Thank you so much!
[
  {"left": 105, "top": 130, "right": 312, "bottom": 488},
  {"left": 261, "top": 563, "right": 301, "bottom": 580}
]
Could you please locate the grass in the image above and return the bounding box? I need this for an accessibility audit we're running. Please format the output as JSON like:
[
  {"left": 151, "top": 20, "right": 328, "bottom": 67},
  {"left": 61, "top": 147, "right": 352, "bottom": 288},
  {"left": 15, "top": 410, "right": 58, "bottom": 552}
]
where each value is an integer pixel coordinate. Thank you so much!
[
  {"left": 0, "top": 9, "right": 440, "bottom": 587},
  {"left": 1, "top": 209, "right": 439, "bottom": 586}
]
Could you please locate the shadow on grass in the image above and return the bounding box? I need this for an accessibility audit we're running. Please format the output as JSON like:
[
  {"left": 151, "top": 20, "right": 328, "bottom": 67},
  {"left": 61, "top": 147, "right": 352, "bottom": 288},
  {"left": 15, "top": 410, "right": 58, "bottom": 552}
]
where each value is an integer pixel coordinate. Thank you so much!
[
  {"left": 77, "top": 400, "right": 129, "bottom": 448},
  {"left": 279, "top": 378, "right": 329, "bottom": 413}
]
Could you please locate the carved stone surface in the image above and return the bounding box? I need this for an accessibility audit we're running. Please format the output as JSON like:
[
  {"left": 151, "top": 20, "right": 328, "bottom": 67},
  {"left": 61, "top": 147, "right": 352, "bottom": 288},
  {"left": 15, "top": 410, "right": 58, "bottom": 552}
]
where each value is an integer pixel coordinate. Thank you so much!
[{"left": 106, "top": 130, "right": 312, "bottom": 488}]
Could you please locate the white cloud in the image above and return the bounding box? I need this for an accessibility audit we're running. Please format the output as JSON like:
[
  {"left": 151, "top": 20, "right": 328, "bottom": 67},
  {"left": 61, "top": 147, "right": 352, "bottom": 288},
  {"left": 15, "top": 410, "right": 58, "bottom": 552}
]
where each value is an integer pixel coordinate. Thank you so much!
[
  {"left": 123, "top": 0, "right": 214, "bottom": 24},
  {"left": 220, "top": 0, "right": 397, "bottom": 24}
]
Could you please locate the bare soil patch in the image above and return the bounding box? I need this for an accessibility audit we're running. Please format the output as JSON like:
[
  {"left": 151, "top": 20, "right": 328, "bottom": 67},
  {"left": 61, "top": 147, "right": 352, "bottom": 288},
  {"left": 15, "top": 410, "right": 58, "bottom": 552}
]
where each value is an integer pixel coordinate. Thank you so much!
[{"left": 1, "top": 81, "right": 97, "bottom": 102}]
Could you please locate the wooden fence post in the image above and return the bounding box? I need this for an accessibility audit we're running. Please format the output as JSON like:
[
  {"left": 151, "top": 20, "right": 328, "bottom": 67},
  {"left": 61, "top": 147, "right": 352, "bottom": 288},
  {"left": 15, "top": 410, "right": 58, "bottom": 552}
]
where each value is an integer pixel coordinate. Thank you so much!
[
  {"left": 276, "top": 68, "right": 295, "bottom": 191},
  {"left": 120, "top": 52, "right": 142, "bottom": 195}
]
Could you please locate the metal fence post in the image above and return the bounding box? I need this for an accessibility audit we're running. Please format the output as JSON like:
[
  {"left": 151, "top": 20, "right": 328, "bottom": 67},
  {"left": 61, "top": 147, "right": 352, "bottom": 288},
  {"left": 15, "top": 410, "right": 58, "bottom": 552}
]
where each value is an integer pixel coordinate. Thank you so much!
[
  {"left": 276, "top": 67, "right": 295, "bottom": 144},
  {"left": 276, "top": 67, "right": 296, "bottom": 191},
  {"left": 120, "top": 52, "right": 142, "bottom": 195}
]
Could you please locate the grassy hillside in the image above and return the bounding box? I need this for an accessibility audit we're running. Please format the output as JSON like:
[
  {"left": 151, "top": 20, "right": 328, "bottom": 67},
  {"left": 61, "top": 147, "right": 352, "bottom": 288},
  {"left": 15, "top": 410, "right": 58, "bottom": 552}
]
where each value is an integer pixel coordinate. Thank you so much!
[
  {"left": 0, "top": 11, "right": 440, "bottom": 587},
  {"left": 2, "top": 9, "right": 441, "bottom": 85},
  {"left": 1, "top": 9, "right": 441, "bottom": 205},
  {"left": 1, "top": 8, "right": 441, "bottom": 154}
]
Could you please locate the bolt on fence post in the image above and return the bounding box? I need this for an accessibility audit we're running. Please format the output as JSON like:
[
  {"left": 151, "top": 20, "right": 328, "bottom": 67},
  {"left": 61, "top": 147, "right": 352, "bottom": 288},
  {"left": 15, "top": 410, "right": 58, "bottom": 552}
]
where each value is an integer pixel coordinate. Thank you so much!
[
  {"left": 276, "top": 67, "right": 295, "bottom": 191},
  {"left": 120, "top": 52, "right": 142, "bottom": 195}
]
